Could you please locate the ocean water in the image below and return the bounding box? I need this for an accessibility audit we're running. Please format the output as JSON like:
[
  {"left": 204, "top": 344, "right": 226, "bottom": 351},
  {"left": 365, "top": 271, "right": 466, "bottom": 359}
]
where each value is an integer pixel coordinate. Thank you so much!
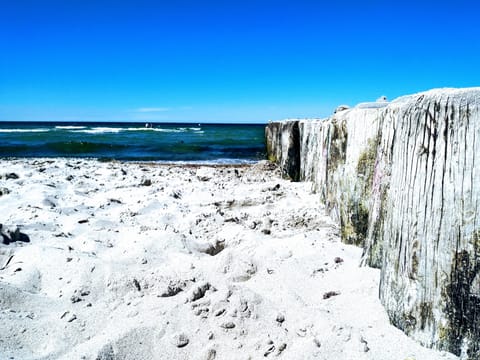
[{"left": 0, "top": 122, "right": 266, "bottom": 164}]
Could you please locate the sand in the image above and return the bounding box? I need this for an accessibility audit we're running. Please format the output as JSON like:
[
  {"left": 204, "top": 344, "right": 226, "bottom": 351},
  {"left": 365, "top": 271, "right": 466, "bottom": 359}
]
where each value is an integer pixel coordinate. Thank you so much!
[{"left": 0, "top": 159, "right": 457, "bottom": 360}]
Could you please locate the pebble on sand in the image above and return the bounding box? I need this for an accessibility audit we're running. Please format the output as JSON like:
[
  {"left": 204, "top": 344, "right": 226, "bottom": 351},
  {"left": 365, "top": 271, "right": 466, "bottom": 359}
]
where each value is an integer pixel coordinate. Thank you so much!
[{"left": 172, "top": 333, "right": 190, "bottom": 348}]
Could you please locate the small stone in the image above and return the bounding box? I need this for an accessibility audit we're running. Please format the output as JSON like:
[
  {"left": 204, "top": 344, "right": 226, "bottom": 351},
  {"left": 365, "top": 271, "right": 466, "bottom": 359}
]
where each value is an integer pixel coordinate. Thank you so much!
[
  {"left": 214, "top": 308, "right": 226, "bottom": 317},
  {"left": 132, "top": 278, "right": 141, "bottom": 291},
  {"left": 140, "top": 179, "right": 152, "bottom": 186},
  {"left": 6, "top": 173, "right": 19, "bottom": 180},
  {"left": 276, "top": 313, "right": 285, "bottom": 323},
  {"left": 221, "top": 321, "right": 236, "bottom": 329},
  {"left": 172, "top": 333, "right": 189, "bottom": 348},
  {"left": 264, "top": 344, "right": 275, "bottom": 357},
  {"left": 71, "top": 295, "right": 82, "bottom": 303},
  {"left": 6, "top": 228, "right": 30, "bottom": 243},
  {"left": 171, "top": 190, "right": 182, "bottom": 199},
  {"left": 323, "top": 291, "right": 340, "bottom": 299},
  {"left": 313, "top": 338, "right": 321, "bottom": 348},
  {"left": 271, "top": 183, "right": 281, "bottom": 191},
  {"left": 334, "top": 257, "right": 344, "bottom": 264},
  {"left": 203, "top": 348, "right": 216, "bottom": 360}
]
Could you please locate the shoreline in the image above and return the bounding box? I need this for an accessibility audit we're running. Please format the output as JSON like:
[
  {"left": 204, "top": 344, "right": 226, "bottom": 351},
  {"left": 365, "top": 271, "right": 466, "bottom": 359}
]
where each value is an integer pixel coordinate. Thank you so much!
[
  {"left": 1, "top": 157, "right": 264, "bottom": 167},
  {"left": 0, "top": 158, "right": 457, "bottom": 359}
]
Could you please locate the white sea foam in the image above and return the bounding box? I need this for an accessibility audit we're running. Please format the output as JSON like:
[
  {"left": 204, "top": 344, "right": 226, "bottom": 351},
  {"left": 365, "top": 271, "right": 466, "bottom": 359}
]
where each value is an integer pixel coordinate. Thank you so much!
[
  {"left": 124, "top": 127, "right": 183, "bottom": 133},
  {"left": 80, "top": 127, "right": 187, "bottom": 133},
  {"left": 0, "top": 129, "right": 49, "bottom": 133},
  {"left": 125, "top": 127, "right": 155, "bottom": 131},
  {"left": 55, "top": 126, "right": 87, "bottom": 130},
  {"left": 79, "top": 127, "right": 123, "bottom": 134},
  {"left": 66, "top": 127, "right": 203, "bottom": 134},
  {"left": 151, "top": 128, "right": 184, "bottom": 133}
]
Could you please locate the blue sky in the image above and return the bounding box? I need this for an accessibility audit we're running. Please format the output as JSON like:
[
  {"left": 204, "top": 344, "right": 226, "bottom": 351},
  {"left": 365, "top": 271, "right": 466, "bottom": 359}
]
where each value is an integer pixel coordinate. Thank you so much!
[{"left": 1, "top": 1, "right": 479, "bottom": 123}]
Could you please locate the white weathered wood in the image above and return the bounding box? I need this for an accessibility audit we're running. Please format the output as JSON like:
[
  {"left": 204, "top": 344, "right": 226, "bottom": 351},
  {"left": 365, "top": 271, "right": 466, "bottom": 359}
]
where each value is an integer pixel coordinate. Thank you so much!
[
  {"left": 266, "top": 88, "right": 480, "bottom": 358},
  {"left": 265, "top": 120, "right": 300, "bottom": 180},
  {"left": 368, "top": 89, "right": 480, "bottom": 357},
  {"left": 298, "top": 106, "right": 383, "bottom": 245}
]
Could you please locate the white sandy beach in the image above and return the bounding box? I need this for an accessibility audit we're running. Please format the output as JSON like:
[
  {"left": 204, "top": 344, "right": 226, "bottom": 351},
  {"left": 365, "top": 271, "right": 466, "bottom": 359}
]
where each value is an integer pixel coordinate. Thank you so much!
[{"left": 0, "top": 159, "right": 457, "bottom": 360}]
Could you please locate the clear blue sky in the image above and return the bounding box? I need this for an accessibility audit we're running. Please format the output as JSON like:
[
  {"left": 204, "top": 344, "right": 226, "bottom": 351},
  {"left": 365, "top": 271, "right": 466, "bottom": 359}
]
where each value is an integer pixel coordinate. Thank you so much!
[{"left": 1, "top": 1, "right": 479, "bottom": 123}]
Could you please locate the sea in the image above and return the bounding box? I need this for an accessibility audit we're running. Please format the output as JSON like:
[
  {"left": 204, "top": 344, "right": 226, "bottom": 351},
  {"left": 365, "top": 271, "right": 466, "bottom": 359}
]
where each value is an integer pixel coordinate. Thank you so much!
[{"left": 0, "top": 122, "right": 267, "bottom": 164}]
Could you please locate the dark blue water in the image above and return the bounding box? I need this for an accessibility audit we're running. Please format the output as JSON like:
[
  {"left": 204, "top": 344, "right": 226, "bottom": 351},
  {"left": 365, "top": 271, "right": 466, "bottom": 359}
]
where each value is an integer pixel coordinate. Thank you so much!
[{"left": 0, "top": 122, "right": 266, "bottom": 163}]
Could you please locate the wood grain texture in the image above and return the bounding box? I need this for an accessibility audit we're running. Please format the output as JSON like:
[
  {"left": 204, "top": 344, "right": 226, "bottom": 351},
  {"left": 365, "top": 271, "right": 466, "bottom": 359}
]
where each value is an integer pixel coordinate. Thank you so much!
[{"left": 266, "top": 88, "right": 480, "bottom": 358}]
